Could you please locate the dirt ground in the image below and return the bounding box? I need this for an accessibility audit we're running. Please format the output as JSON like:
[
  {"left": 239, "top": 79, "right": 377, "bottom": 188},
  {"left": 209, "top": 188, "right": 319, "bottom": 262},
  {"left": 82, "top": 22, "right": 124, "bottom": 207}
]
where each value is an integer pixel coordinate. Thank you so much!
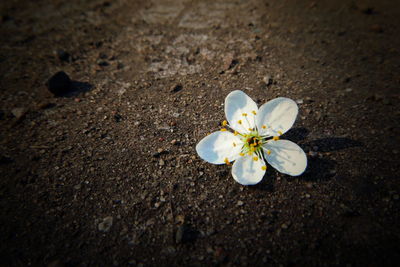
[{"left": 1, "top": 0, "right": 399, "bottom": 266}]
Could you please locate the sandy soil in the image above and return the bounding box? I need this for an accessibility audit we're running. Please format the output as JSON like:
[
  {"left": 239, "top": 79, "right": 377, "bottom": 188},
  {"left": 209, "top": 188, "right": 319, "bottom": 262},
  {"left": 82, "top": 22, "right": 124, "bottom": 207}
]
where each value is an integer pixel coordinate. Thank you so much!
[{"left": 0, "top": 0, "right": 399, "bottom": 266}]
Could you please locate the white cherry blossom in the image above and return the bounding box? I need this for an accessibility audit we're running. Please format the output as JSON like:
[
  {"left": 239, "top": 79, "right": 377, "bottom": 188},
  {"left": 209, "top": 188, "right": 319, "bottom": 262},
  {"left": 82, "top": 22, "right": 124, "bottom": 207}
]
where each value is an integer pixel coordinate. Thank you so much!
[{"left": 196, "top": 90, "right": 307, "bottom": 185}]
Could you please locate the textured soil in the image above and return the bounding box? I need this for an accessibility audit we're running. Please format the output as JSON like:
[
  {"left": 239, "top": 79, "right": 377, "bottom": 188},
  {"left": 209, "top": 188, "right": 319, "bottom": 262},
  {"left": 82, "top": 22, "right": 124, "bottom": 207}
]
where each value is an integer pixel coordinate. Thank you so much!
[{"left": 1, "top": 0, "right": 399, "bottom": 266}]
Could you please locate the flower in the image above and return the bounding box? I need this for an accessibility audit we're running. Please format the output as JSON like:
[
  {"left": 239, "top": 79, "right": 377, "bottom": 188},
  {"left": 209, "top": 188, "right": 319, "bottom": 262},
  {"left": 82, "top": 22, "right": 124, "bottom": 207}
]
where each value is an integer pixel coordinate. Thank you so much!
[{"left": 196, "top": 90, "right": 307, "bottom": 185}]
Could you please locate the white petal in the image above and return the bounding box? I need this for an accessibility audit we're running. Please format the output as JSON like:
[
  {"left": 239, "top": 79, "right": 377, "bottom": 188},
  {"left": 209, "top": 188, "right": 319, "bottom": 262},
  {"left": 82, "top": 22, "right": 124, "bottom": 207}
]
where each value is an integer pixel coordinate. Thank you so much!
[
  {"left": 225, "top": 90, "right": 258, "bottom": 133},
  {"left": 231, "top": 155, "right": 266, "bottom": 185},
  {"left": 263, "top": 140, "right": 307, "bottom": 176},
  {"left": 256, "top": 97, "right": 298, "bottom": 136},
  {"left": 196, "top": 131, "right": 243, "bottom": 164}
]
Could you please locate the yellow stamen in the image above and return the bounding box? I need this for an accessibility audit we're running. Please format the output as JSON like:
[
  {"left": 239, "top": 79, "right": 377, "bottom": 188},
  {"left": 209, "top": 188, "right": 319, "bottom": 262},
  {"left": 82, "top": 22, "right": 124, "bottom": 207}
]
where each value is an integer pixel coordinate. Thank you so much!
[
  {"left": 234, "top": 131, "right": 239, "bottom": 136},
  {"left": 222, "top": 120, "right": 228, "bottom": 126},
  {"left": 273, "top": 136, "right": 279, "bottom": 141},
  {"left": 242, "top": 113, "right": 247, "bottom": 117},
  {"left": 248, "top": 128, "right": 252, "bottom": 131},
  {"left": 250, "top": 143, "right": 254, "bottom": 147},
  {"left": 224, "top": 158, "right": 230, "bottom": 165},
  {"left": 250, "top": 146, "right": 256, "bottom": 152},
  {"left": 238, "top": 120, "right": 242, "bottom": 125},
  {"left": 267, "top": 150, "right": 271, "bottom": 155},
  {"left": 277, "top": 130, "right": 283, "bottom": 136},
  {"left": 220, "top": 128, "right": 227, "bottom": 132},
  {"left": 252, "top": 110, "right": 257, "bottom": 115},
  {"left": 248, "top": 151, "right": 252, "bottom": 155},
  {"left": 239, "top": 152, "right": 245, "bottom": 156},
  {"left": 262, "top": 125, "right": 267, "bottom": 129},
  {"left": 253, "top": 156, "right": 258, "bottom": 161},
  {"left": 258, "top": 141, "right": 262, "bottom": 145},
  {"left": 261, "top": 165, "right": 267, "bottom": 171},
  {"left": 233, "top": 142, "right": 236, "bottom": 147}
]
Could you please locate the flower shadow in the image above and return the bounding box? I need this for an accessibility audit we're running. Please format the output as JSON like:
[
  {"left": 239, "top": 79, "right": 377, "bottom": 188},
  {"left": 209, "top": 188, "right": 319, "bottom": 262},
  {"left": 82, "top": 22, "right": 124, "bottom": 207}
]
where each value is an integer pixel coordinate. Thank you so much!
[
  {"left": 304, "top": 137, "right": 363, "bottom": 152},
  {"left": 249, "top": 170, "right": 278, "bottom": 192},
  {"left": 300, "top": 157, "right": 338, "bottom": 181},
  {"left": 300, "top": 137, "right": 362, "bottom": 181},
  {"left": 252, "top": 135, "right": 363, "bottom": 187},
  {"left": 284, "top": 127, "right": 309, "bottom": 143}
]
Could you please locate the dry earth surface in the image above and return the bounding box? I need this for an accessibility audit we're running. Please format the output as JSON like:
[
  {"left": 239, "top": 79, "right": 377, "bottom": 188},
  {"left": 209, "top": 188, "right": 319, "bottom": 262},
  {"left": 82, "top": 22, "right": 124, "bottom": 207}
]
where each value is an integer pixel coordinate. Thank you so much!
[{"left": 0, "top": 0, "right": 399, "bottom": 266}]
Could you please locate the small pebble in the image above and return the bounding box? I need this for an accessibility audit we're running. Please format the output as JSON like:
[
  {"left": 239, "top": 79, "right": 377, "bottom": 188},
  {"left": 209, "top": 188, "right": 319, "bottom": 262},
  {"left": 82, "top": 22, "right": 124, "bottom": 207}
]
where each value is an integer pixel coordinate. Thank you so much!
[
  {"left": 175, "top": 225, "right": 185, "bottom": 243},
  {"left": 56, "top": 49, "right": 71, "bottom": 62},
  {"left": 170, "top": 84, "right": 182, "bottom": 93},
  {"left": 98, "top": 216, "right": 113, "bottom": 232},
  {"left": 263, "top": 75, "right": 273, "bottom": 86},
  {"left": 114, "top": 114, "right": 123, "bottom": 122},
  {"left": 47, "top": 71, "right": 71, "bottom": 96},
  {"left": 98, "top": 60, "right": 109, "bottom": 67},
  {"left": 308, "top": 151, "right": 318, "bottom": 157},
  {"left": 11, "top": 107, "right": 26, "bottom": 120},
  {"left": 370, "top": 24, "right": 383, "bottom": 33}
]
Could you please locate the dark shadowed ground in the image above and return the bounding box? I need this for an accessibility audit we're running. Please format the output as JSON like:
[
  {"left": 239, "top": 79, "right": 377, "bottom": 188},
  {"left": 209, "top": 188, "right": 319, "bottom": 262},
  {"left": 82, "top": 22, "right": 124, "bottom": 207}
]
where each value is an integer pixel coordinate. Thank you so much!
[{"left": 0, "top": 0, "right": 399, "bottom": 266}]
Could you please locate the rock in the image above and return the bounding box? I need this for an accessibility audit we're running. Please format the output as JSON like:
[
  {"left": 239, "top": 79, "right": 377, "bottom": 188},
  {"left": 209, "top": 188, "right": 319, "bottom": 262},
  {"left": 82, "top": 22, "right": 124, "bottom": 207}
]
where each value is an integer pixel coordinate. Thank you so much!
[
  {"left": 37, "top": 102, "right": 55, "bottom": 109},
  {"left": 175, "top": 214, "right": 185, "bottom": 225},
  {"left": 263, "top": 75, "right": 273, "bottom": 86},
  {"left": 370, "top": 24, "right": 383, "bottom": 33},
  {"left": 99, "top": 52, "right": 108, "bottom": 59},
  {"left": 153, "top": 149, "right": 168, "bottom": 158},
  {"left": 175, "top": 225, "right": 185, "bottom": 243},
  {"left": 114, "top": 114, "right": 123, "bottom": 122},
  {"left": 170, "top": 139, "right": 179, "bottom": 145},
  {"left": 361, "top": 7, "right": 375, "bottom": 15},
  {"left": 11, "top": 107, "right": 26, "bottom": 120},
  {"left": 47, "top": 71, "right": 71, "bottom": 96},
  {"left": 159, "top": 159, "right": 165, "bottom": 166},
  {"left": 98, "top": 60, "right": 109, "bottom": 67},
  {"left": 222, "top": 52, "right": 236, "bottom": 70},
  {"left": 98, "top": 216, "right": 113, "bottom": 232},
  {"left": 237, "top": 200, "right": 244, "bottom": 206},
  {"left": 56, "top": 49, "right": 71, "bottom": 62},
  {"left": 170, "top": 84, "right": 182, "bottom": 93},
  {"left": 296, "top": 99, "right": 304, "bottom": 104},
  {"left": 308, "top": 151, "right": 318, "bottom": 157}
]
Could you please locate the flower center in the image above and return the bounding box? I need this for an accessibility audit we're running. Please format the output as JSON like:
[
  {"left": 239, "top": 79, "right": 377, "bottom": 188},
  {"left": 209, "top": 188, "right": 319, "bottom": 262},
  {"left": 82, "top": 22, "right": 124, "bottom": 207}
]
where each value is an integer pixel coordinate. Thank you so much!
[
  {"left": 242, "top": 131, "right": 263, "bottom": 155},
  {"left": 247, "top": 136, "right": 260, "bottom": 147}
]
